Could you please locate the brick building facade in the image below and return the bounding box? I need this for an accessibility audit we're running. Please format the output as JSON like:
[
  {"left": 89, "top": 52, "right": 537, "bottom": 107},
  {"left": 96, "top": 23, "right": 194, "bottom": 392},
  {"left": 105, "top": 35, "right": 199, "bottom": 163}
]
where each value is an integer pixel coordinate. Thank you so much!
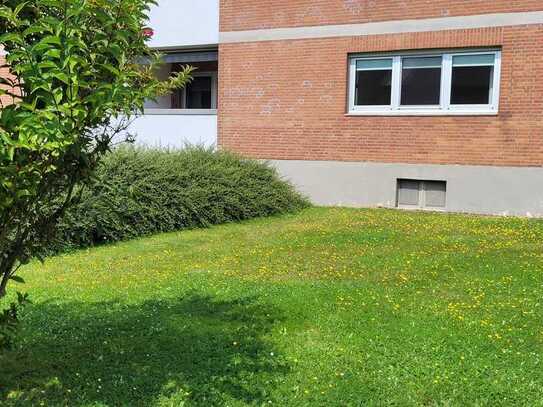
[{"left": 217, "top": 2, "right": 543, "bottom": 215}]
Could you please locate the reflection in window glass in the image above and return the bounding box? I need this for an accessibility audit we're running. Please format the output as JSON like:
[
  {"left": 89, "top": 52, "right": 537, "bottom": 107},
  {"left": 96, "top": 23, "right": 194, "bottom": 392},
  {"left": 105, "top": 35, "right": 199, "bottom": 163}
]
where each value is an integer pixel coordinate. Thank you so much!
[
  {"left": 401, "top": 57, "right": 442, "bottom": 106},
  {"left": 185, "top": 76, "right": 212, "bottom": 109},
  {"left": 450, "top": 55, "right": 494, "bottom": 105},
  {"left": 356, "top": 71, "right": 392, "bottom": 106},
  {"left": 424, "top": 181, "right": 447, "bottom": 208},
  {"left": 355, "top": 59, "right": 393, "bottom": 106},
  {"left": 397, "top": 179, "right": 421, "bottom": 206}
]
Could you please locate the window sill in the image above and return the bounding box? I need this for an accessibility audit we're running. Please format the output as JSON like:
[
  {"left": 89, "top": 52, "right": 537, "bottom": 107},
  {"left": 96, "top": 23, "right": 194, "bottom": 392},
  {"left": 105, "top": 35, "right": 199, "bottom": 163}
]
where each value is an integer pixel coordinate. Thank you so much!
[
  {"left": 397, "top": 205, "right": 446, "bottom": 212},
  {"left": 143, "top": 108, "right": 217, "bottom": 116},
  {"left": 346, "top": 110, "right": 498, "bottom": 117}
]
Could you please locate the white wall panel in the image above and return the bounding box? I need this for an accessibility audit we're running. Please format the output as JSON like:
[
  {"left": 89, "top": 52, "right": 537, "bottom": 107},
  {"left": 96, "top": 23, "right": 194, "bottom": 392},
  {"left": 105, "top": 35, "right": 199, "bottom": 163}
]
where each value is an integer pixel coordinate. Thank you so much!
[
  {"left": 147, "top": 0, "right": 219, "bottom": 49},
  {"left": 128, "top": 114, "right": 217, "bottom": 149}
]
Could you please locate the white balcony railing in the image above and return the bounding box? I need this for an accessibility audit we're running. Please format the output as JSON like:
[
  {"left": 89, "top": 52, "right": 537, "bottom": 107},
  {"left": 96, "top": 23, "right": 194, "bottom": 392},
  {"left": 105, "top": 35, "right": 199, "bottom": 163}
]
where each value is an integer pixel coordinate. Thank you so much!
[{"left": 128, "top": 113, "right": 217, "bottom": 149}]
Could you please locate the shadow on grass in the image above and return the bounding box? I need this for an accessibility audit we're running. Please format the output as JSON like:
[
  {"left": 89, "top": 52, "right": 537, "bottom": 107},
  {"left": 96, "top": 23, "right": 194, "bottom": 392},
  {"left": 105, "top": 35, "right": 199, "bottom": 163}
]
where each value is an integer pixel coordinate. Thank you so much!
[{"left": 0, "top": 294, "right": 288, "bottom": 406}]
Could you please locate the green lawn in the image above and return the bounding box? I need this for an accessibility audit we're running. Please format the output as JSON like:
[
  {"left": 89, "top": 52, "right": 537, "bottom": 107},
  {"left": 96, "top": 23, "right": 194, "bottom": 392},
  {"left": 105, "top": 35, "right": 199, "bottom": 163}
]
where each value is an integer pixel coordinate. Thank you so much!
[{"left": 1, "top": 207, "right": 543, "bottom": 406}]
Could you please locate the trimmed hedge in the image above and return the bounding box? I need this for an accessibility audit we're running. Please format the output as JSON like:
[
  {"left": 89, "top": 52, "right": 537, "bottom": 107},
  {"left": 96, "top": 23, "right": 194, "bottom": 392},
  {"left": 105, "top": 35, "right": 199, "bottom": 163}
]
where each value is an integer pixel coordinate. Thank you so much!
[{"left": 54, "top": 146, "right": 309, "bottom": 251}]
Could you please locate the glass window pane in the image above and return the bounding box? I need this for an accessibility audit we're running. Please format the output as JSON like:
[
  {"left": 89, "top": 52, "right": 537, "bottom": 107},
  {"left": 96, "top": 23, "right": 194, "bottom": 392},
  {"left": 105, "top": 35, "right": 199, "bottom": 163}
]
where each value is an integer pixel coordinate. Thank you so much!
[
  {"left": 402, "top": 56, "right": 442, "bottom": 69},
  {"left": 451, "top": 66, "right": 493, "bottom": 105},
  {"left": 398, "top": 180, "right": 421, "bottom": 206},
  {"left": 357, "top": 58, "right": 393, "bottom": 70},
  {"left": 186, "top": 76, "right": 212, "bottom": 109},
  {"left": 424, "top": 181, "right": 447, "bottom": 208},
  {"left": 355, "top": 70, "right": 392, "bottom": 106},
  {"left": 400, "top": 60, "right": 442, "bottom": 105},
  {"left": 453, "top": 54, "right": 495, "bottom": 66}
]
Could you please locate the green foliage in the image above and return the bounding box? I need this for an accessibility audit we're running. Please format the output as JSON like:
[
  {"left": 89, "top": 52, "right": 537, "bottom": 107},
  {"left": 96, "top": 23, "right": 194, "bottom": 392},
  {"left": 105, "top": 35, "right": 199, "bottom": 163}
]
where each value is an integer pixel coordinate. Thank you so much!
[
  {"left": 0, "top": 0, "right": 191, "bottom": 298},
  {"left": 52, "top": 147, "right": 309, "bottom": 251},
  {"left": 0, "top": 291, "right": 30, "bottom": 350},
  {"left": 1, "top": 208, "right": 543, "bottom": 404}
]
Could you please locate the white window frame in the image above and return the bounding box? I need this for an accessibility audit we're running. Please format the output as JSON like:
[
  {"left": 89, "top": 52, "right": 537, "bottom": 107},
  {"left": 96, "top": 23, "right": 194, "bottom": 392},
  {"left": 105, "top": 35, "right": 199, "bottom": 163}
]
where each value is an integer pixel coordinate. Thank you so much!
[
  {"left": 348, "top": 49, "right": 501, "bottom": 116},
  {"left": 351, "top": 56, "right": 395, "bottom": 112}
]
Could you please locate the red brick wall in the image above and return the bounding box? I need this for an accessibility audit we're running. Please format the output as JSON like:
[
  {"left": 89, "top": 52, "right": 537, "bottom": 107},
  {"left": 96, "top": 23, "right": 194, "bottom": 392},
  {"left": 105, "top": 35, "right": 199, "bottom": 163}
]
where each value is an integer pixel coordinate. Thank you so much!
[
  {"left": 220, "top": 0, "right": 542, "bottom": 32},
  {"left": 0, "top": 55, "right": 19, "bottom": 107},
  {"left": 0, "top": 55, "right": 12, "bottom": 106},
  {"left": 218, "top": 25, "right": 543, "bottom": 167}
]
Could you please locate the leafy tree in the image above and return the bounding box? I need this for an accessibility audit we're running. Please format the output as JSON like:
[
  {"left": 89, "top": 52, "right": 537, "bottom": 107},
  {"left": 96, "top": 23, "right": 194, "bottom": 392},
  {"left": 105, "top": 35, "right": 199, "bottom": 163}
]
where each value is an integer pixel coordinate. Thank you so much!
[{"left": 0, "top": 0, "right": 191, "bottom": 302}]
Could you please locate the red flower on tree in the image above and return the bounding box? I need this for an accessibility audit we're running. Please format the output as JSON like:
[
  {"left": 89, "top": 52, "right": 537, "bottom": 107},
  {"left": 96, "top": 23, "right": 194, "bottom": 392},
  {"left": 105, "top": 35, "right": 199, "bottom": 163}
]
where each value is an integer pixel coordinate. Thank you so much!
[{"left": 142, "top": 27, "right": 154, "bottom": 38}]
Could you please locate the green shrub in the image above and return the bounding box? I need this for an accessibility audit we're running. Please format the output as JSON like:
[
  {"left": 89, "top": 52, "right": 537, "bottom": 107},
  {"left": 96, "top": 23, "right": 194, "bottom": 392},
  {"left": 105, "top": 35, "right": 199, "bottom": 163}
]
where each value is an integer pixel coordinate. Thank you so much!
[
  {"left": 53, "top": 146, "right": 309, "bottom": 251},
  {"left": 0, "top": 292, "right": 31, "bottom": 351}
]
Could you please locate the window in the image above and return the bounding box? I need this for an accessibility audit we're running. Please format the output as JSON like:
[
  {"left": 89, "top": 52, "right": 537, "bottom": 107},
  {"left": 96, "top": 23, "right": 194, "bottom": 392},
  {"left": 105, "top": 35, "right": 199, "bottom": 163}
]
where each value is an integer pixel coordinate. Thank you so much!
[
  {"left": 172, "top": 72, "right": 217, "bottom": 109},
  {"left": 397, "top": 179, "right": 447, "bottom": 209},
  {"left": 186, "top": 76, "right": 213, "bottom": 108},
  {"left": 401, "top": 57, "right": 442, "bottom": 106},
  {"left": 450, "top": 54, "right": 495, "bottom": 105},
  {"left": 349, "top": 50, "right": 501, "bottom": 115},
  {"left": 143, "top": 57, "right": 219, "bottom": 113},
  {"left": 355, "top": 59, "right": 392, "bottom": 106}
]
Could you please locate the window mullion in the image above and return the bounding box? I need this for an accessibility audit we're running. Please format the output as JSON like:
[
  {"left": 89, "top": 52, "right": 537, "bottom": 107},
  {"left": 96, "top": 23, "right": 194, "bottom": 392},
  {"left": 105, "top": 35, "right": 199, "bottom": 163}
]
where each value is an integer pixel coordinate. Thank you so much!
[
  {"left": 348, "top": 58, "right": 357, "bottom": 112},
  {"left": 491, "top": 51, "right": 501, "bottom": 111},
  {"left": 422, "top": 182, "right": 425, "bottom": 209},
  {"left": 391, "top": 56, "right": 401, "bottom": 110},
  {"left": 211, "top": 73, "right": 218, "bottom": 109},
  {"left": 441, "top": 54, "right": 452, "bottom": 110}
]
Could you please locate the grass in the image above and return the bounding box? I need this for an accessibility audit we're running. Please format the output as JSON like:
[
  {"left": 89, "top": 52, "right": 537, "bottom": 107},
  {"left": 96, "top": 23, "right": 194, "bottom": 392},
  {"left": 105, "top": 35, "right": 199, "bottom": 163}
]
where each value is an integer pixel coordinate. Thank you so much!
[{"left": 1, "top": 207, "right": 543, "bottom": 406}]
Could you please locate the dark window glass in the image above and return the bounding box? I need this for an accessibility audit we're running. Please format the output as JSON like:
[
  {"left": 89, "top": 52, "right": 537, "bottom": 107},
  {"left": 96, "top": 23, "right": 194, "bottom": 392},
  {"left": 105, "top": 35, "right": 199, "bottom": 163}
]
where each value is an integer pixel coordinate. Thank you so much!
[
  {"left": 186, "top": 76, "right": 212, "bottom": 109},
  {"left": 401, "top": 68, "right": 441, "bottom": 105},
  {"left": 172, "top": 89, "right": 183, "bottom": 109},
  {"left": 401, "top": 57, "right": 442, "bottom": 105},
  {"left": 355, "top": 70, "right": 392, "bottom": 106},
  {"left": 451, "top": 66, "right": 493, "bottom": 105}
]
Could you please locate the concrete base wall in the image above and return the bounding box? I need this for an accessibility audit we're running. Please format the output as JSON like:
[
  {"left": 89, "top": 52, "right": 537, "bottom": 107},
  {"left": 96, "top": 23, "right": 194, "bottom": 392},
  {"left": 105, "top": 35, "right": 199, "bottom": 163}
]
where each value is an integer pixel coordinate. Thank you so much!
[{"left": 271, "top": 160, "right": 543, "bottom": 217}]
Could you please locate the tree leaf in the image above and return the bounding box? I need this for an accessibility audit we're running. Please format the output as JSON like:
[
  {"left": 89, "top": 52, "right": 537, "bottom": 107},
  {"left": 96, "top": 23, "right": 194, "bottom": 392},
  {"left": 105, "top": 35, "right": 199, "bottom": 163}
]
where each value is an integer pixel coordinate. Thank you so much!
[{"left": 9, "top": 276, "right": 25, "bottom": 284}]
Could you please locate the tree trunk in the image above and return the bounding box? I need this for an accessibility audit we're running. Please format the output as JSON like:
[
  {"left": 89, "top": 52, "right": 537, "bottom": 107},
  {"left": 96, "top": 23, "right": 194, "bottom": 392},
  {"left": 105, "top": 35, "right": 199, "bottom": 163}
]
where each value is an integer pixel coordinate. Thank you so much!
[
  {"left": 0, "top": 254, "right": 16, "bottom": 300},
  {"left": 0, "top": 276, "right": 8, "bottom": 299}
]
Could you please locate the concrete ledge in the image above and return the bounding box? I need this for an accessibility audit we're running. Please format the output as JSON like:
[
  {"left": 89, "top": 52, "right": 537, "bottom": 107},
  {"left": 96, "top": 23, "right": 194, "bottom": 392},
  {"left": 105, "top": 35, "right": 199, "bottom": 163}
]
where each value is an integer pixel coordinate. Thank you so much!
[
  {"left": 220, "top": 11, "right": 543, "bottom": 44},
  {"left": 143, "top": 109, "right": 217, "bottom": 116},
  {"left": 345, "top": 111, "right": 498, "bottom": 117},
  {"left": 270, "top": 159, "right": 543, "bottom": 217}
]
